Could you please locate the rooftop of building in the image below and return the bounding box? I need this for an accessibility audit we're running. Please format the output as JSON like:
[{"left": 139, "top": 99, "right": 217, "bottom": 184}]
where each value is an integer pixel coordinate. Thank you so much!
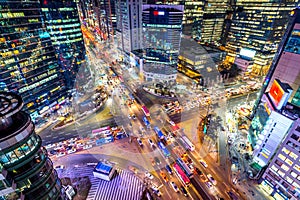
[{"left": 179, "top": 38, "right": 224, "bottom": 62}]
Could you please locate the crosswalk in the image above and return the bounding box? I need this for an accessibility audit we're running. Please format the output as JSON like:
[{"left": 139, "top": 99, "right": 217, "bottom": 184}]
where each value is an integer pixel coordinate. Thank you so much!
[{"left": 57, "top": 165, "right": 145, "bottom": 200}]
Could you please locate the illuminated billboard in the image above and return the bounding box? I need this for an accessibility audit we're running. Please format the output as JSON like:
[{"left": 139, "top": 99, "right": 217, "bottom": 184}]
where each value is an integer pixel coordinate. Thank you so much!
[
  {"left": 268, "top": 79, "right": 293, "bottom": 110},
  {"left": 239, "top": 48, "right": 256, "bottom": 58}
]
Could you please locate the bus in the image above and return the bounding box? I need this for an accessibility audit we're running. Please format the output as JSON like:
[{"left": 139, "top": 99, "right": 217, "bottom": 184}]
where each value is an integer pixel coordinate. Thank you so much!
[
  {"left": 157, "top": 141, "right": 171, "bottom": 157},
  {"left": 176, "top": 158, "right": 193, "bottom": 178},
  {"left": 141, "top": 105, "right": 150, "bottom": 117},
  {"left": 173, "top": 163, "right": 190, "bottom": 185},
  {"left": 153, "top": 126, "right": 165, "bottom": 140},
  {"left": 142, "top": 117, "right": 150, "bottom": 128},
  {"left": 129, "top": 93, "right": 135, "bottom": 101},
  {"left": 92, "top": 126, "right": 111, "bottom": 136},
  {"left": 181, "top": 136, "right": 195, "bottom": 151}
]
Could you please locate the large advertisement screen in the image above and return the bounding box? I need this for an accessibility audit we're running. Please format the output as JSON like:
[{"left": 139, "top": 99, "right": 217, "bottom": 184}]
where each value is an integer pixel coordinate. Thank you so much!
[{"left": 269, "top": 80, "right": 285, "bottom": 107}]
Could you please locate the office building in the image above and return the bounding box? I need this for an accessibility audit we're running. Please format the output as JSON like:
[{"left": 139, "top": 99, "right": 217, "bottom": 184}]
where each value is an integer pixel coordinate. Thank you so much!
[
  {"left": 178, "top": 37, "right": 225, "bottom": 82},
  {"left": 0, "top": 92, "right": 63, "bottom": 200},
  {"left": 115, "top": 0, "right": 145, "bottom": 54},
  {"left": 261, "top": 118, "right": 300, "bottom": 200},
  {"left": 41, "top": 0, "right": 87, "bottom": 90},
  {"left": 225, "top": 0, "right": 298, "bottom": 76},
  {"left": 248, "top": 10, "right": 300, "bottom": 199},
  {"left": 0, "top": 0, "right": 67, "bottom": 116},
  {"left": 200, "top": 0, "right": 228, "bottom": 44},
  {"left": 142, "top": 4, "right": 184, "bottom": 83}
]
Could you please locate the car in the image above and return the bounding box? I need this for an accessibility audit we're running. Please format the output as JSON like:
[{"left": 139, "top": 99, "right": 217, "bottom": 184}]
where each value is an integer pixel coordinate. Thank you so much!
[
  {"left": 56, "top": 152, "right": 66, "bottom": 158},
  {"left": 168, "top": 120, "right": 176, "bottom": 126},
  {"left": 145, "top": 171, "right": 154, "bottom": 179},
  {"left": 180, "top": 186, "right": 188, "bottom": 196},
  {"left": 199, "top": 159, "right": 208, "bottom": 168},
  {"left": 170, "top": 182, "right": 179, "bottom": 192},
  {"left": 55, "top": 165, "right": 65, "bottom": 170},
  {"left": 207, "top": 174, "right": 217, "bottom": 185},
  {"left": 137, "top": 138, "right": 143, "bottom": 146},
  {"left": 148, "top": 139, "right": 155, "bottom": 147},
  {"left": 128, "top": 114, "right": 131, "bottom": 119},
  {"left": 150, "top": 158, "right": 156, "bottom": 166},
  {"left": 45, "top": 143, "right": 56, "bottom": 149},
  {"left": 194, "top": 167, "right": 203, "bottom": 175},
  {"left": 132, "top": 114, "right": 136, "bottom": 120},
  {"left": 83, "top": 144, "right": 92, "bottom": 150},
  {"left": 129, "top": 166, "right": 138, "bottom": 174},
  {"left": 160, "top": 172, "right": 168, "bottom": 182},
  {"left": 165, "top": 165, "right": 173, "bottom": 175},
  {"left": 151, "top": 186, "right": 162, "bottom": 197},
  {"left": 67, "top": 148, "right": 76, "bottom": 154},
  {"left": 154, "top": 157, "right": 161, "bottom": 165},
  {"left": 140, "top": 126, "right": 146, "bottom": 133},
  {"left": 205, "top": 181, "right": 213, "bottom": 189}
]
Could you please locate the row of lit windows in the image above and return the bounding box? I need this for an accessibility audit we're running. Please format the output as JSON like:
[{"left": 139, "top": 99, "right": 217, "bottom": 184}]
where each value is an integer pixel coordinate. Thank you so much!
[
  {"left": 52, "top": 37, "right": 82, "bottom": 45},
  {"left": 0, "top": 134, "right": 39, "bottom": 166},
  {"left": 48, "top": 27, "right": 81, "bottom": 35}
]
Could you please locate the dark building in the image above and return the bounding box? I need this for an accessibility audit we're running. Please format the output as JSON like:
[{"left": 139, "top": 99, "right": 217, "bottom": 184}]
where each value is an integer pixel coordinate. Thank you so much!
[
  {"left": 40, "top": 0, "right": 87, "bottom": 90},
  {"left": 0, "top": 92, "right": 63, "bottom": 200},
  {"left": 0, "top": 0, "right": 67, "bottom": 116}
]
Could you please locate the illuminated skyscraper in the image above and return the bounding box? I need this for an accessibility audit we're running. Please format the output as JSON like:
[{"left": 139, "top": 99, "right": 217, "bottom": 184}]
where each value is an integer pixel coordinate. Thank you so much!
[
  {"left": 247, "top": 10, "right": 300, "bottom": 199},
  {"left": 142, "top": 4, "right": 184, "bottom": 83},
  {"left": 0, "top": 92, "right": 63, "bottom": 200},
  {"left": 41, "top": 0, "right": 87, "bottom": 90},
  {"left": 0, "top": 0, "right": 67, "bottom": 115},
  {"left": 200, "top": 0, "right": 228, "bottom": 44},
  {"left": 225, "top": 0, "right": 298, "bottom": 75}
]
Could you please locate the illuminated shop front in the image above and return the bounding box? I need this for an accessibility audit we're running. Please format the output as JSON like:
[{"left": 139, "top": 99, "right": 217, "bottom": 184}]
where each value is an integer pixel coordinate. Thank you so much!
[
  {"left": 0, "top": 92, "right": 63, "bottom": 200},
  {"left": 0, "top": 1, "right": 67, "bottom": 114}
]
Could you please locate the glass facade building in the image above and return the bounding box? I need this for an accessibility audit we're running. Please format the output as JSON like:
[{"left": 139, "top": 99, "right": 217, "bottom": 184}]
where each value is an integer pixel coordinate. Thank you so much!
[
  {"left": 41, "top": 0, "right": 87, "bottom": 90},
  {"left": 142, "top": 4, "right": 183, "bottom": 83},
  {"left": 0, "top": 0, "right": 67, "bottom": 114},
  {"left": 0, "top": 92, "right": 62, "bottom": 200},
  {"left": 225, "top": 0, "right": 298, "bottom": 75}
]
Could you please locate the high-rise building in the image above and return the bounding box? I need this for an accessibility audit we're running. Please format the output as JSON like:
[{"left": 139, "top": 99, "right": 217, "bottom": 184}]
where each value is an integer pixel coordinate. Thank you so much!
[
  {"left": 142, "top": 4, "right": 184, "bottom": 83},
  {"left": 0, "top": 0, "right": 67, "bottom": 115},
  {"left": 0, "top": 92, "right": 63, "bottom": 200},
  {"left": 247, "top": 10, "right": 300, "bottom": 199},
  {"left": 115, "top": 0, "right": 145, "bottom": 54},
  {"left": 200, "top": 0, "right": 228, "bottom": 44},
  {"left": 225, "top": 0, "right": 298, "bottom": 75},
  {"left": 261, "top": 118, "right": 300, "bottom": 200},
  {"left": 41, "top": 0, "right": 87, "bottom": 90}
]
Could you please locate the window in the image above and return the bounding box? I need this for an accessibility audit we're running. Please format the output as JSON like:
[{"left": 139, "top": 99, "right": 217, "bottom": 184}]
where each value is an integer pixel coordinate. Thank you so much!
[
  {"left": 289, "top": 151, "right": 298, "bottom": 160},
  {"left": 275, "top": 159, "right": 283, "bottom": 167},
  {"left": 271, "top": 165, "right": 278, "bottom": 172},
  {"left": 291, "top": 134, "right": 300, "bottom": 142},
  {"left": 278, "top": 170, "right": 285, "bottom": 177},
  {"left": 293, "top": 164, "right": 300, "bottom": 173},
  {"left": 286, "top": 176, "right": 293, "bottom": 184},
  {"left": 285, "top": 158, "right": 293, "bottom": 166},
  {"left": 290, "top": 171, "right": 297, "bottom": 178},
  {"left": 281, "top": 164, "right": 289, "bottom": 172},
  {"left": 278, "top": 154, "right": 286, "bottom": 161},
  {"left": 282, "top": 147, "right": 290, "bottom": 154}
]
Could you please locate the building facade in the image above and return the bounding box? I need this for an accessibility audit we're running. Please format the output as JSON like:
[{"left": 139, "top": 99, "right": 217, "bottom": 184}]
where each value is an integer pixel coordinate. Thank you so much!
[
  {"left": 248, "top": 8, "right": 300, "bottom": 200},
  {"left": 0, "top": 0, "right": 67, "bottom": 115},
  {"left": 0, "top": 92, "right": 63, "bottom": 200},
  {"left": 261, "top": 118, "right": 300, "bottom": 200},
  {"left": 225, "top": 0, "right": 298, "bottom": 75},
  {"left": 142, "top": 4, "right": 184, "bottom": 83},
  {"left": 115, "top": 0, "right": 145, "bottom": 54},
  {"left": 41, "top": 0, "right": 87, "bottom": 90}
]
